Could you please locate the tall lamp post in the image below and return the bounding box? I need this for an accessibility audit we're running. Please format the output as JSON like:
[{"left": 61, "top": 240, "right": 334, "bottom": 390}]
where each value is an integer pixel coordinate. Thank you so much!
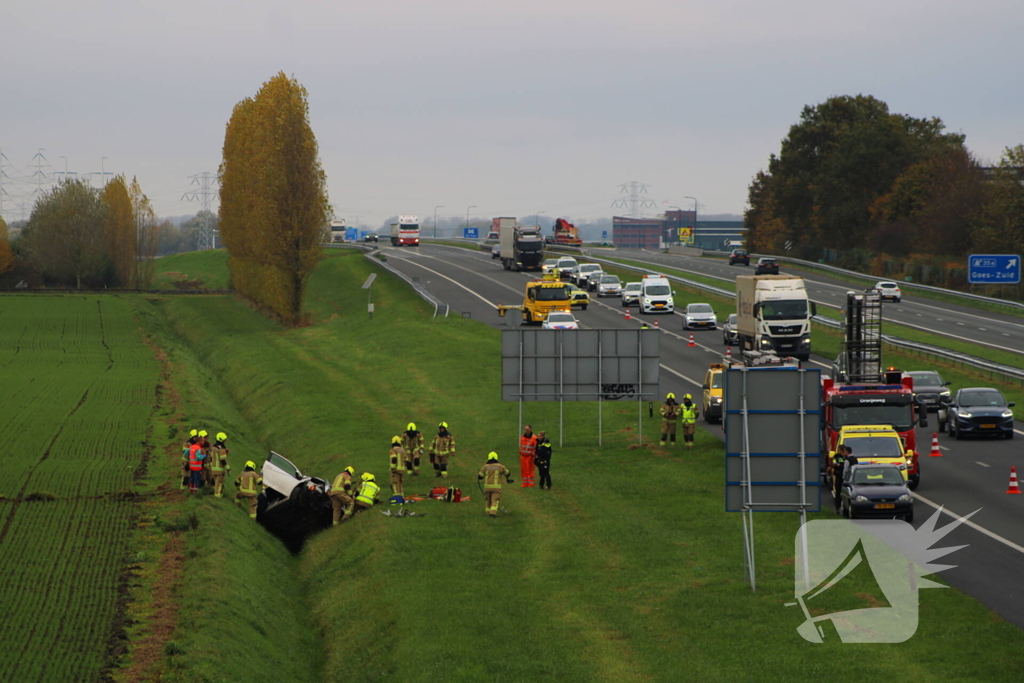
[
  {"left": 669, "top": 205, "right": 682, "bottom": 245},
  {"left": 684, "top": 196, "right": 697, "bottom": 246},
  {"left": 466, "top": 205, "right": 476, "bottom": 235},
  {"left": 434, "top": 205, "right": 444, "bottom": 238},
  {"left": 534, "top": 210, "right": 546, "bottom": 227}
]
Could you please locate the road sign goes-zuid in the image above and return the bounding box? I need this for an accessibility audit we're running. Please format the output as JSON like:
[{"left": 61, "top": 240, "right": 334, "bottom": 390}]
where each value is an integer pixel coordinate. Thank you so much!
[
  {"left": 967, "top": 254, "right": 1020, "bottom": 284},
  {"left": 464, "top": 227, "right": 479, "bottom": 239}
]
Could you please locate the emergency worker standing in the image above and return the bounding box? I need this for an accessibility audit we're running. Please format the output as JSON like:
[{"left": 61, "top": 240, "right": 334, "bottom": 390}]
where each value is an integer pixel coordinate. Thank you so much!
[
  {"left": 187, "top": 438, "right": 206, "bottom": 494},
  {"left": 401, "top": 423, "right": 424, "bottom": 476},
  {"left": 478, "top": 452, "right": 513, "bottom": 517},
  {"left": 429, "top": 422, "right": 456, "bottom": 478},
  {"left": 181, "top": 429, "right": 199, "bottom": 490},
  {"left": 235, "top": 461, "right": 262, "bottom": 519},
  {"left": 535, "top": 432, "right": 553, "bottom": 490},
  {"left": 354, "top": 473, "right": 381, "bottom": 513},
  {"left": 519, "top": 425, "right": 538, "bottom": 488},
  {"left": 330, "top": 466, "right": 356, "bottom": 525},
  {"left": 209, "top": 432, "right": 231, "bottom": 498},
  {"left": 832, "top": 445, "right": 852, "bottom": 512},
  {"left": 680, "top": 394, "right": 699, "bottom": 448},
  {"left": 660, "top": 393, "right": 681, "bottom": 446},
  {"left": 389, "top": 436, "right": 407, "bottom": 497},
  {"left": 198, "top": 430, "right": 213, "bottom": 487}
]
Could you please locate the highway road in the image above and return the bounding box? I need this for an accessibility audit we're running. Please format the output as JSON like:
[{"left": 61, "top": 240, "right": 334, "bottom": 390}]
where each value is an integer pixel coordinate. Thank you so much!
[
  {"left": 382, "top": 243, "right": 1024, "bottom": 628},
  {"left": 607, "top": 247, "right": 1024, "bottom": 358}
]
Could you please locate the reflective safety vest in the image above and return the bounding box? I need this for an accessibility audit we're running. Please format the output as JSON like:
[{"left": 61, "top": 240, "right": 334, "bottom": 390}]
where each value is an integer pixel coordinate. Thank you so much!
[
  {"left": 519, "top": 434, "right": 537, "bottom": 458},
  {"left": 332, "top": 472, "right": 353, "bottom": 493},
  {"left": 237, "top": 471, "right": 262, "bottom": 494},
  {"left": 188, "top": 444, "right": 205, "bottom": 471},
  {"left": 357, "top": 481, "right": 380, "bottom": 506},
  {"left": 681, "top": 405, "right": 698, "bottom": 424},
  {"left": 431, "top": 433, "right": 455, "bottom": 456}
]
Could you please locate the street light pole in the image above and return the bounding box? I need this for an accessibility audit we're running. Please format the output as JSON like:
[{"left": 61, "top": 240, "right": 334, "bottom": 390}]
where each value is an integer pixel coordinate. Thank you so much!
[
  {"left": 434, "top": 205, "right": 444, "bottom": 238},
  {"left": 466, "top": 205, "right": 476, "bottom": 235},
  {"left": 535, "top": 210, "right": 546, "bottom": 227},
  {"left": 669, "top": 205, "right": 681, "bottom": 245}
]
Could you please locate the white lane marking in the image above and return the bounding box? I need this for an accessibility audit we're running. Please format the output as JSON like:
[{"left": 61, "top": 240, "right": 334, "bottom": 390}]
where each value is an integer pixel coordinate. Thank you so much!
[
  {"left": 939, "top": 445, "right": 950, "bottom": 451},
  {"left": 382, "top": 254, "right": 498, "bottom": 309},
  {"left": 660, "top": 363, "right": 703, "bottom": 387},
  {"left": 957, "top": 322, "right": 964, "bottom": 326},
  {"left": 977, "top": 462, "right": 991, "bottom": 468},
  {"left": 979, "top": 328, "right": 987, "bottom": 331},
  {"left": 913, "top": 493, "right": 1024, "bottom": 556}
]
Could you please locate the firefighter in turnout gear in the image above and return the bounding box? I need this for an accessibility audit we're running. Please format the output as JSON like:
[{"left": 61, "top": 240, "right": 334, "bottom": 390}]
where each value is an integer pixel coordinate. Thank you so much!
[
  {"left": 354, "top": 473, "right": 381, "bottom": 513},
  {"left": 519, "top": 425, "right": 538, "bottom": 488},
  {"left": 209, "top": 432, "right": 231, "bottom": 498},
  {"left": 181, "top": 429, "right": 199, "bottom": 489},
  {"left": 478, "top": 452, "right": 513, "bottom": 517},
  {"left": 681, "top": 394, "right": 699, "bottom": 448},
  {"left": 235, "top": 461, "right": 263, "bottom": 519},
  {"left": 198, "top": 430, "right": 213, "bottom": 487},
  {"left": 330, "top": 465, "right": 356, "bottom": 525},
  {"left": 389, "top": 436, "right": 407, "bottom": 497},
  {"left": 401, "top": 423, "right": 424, "bottom": 476},
  {"left": 430, "top": 422, "right": 456, "bottom": 478},
  {"left": 660, "top": 394, "right": 681, "bottom": 446}
]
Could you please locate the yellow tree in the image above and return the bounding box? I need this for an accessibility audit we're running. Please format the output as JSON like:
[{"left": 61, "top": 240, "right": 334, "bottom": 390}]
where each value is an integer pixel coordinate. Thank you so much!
[
  {"left": 219, "top": 72, "right": 330, "bottom": 325},
  {"left": 100, "top": 176, "right": 136, "bottom": 286},
  {"left": 129, "top": 177, "right": 159, "bottom": 288}
]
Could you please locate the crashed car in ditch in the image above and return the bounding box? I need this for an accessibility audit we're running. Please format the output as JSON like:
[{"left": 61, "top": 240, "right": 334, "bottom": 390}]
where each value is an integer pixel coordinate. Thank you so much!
[{"left": 256, "top": 451, "right": 333, "bottom": 551}]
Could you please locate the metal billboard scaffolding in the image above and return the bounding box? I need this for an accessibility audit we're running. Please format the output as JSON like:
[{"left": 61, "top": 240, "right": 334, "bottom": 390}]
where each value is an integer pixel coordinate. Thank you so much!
[
  {"left": 501, "top": 329, "right": 660, "bottom": 446},
  {"left": 724, "top": 365, "right": 821, "bottom": 591}
]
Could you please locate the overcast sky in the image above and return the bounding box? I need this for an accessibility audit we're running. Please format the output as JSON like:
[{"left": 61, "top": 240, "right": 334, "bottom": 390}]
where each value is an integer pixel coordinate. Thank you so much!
[{"left": 2, "top": 0, "right": 1021, "bottom": 227}]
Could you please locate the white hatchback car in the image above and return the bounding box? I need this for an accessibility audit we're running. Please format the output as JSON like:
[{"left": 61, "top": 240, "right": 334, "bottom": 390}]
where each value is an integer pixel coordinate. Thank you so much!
[
  {"left": 542, "top": 312, "right": 580, "bottom": 330},
  {"left": 874, "top": 281, "right": 902, "bottom": 302},
  {"left": 596, "top": 274, "right": 622, "bottom": 297},
  {"left": 682, "top": 303, "right": 717, "bottom": 330}
]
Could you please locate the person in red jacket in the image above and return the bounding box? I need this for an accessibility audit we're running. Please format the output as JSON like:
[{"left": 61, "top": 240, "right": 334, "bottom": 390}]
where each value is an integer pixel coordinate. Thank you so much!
[
  {"left": 519, "top": 425, "right": 538, "bottom": 488},
  {"left": 187, "top": 440, "right": 206, "bottom": 494}
]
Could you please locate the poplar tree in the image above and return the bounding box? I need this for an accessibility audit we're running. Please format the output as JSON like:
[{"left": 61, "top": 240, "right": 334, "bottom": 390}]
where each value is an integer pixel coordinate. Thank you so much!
[
  {"left": 219, "top": 72, "right": 330, "bottom": 325},
  {"left": 101, "top": 176, "right": 136, "bottom": 286}
]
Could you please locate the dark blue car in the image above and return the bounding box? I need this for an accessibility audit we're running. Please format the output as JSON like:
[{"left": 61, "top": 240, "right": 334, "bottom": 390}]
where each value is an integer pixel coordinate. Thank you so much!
[{"left": 839, "top": 463, "right": 914, "bottom": 523}]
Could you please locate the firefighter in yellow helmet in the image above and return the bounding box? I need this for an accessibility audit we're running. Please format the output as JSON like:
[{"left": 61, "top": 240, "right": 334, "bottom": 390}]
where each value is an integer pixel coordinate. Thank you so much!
[
  {"left": 659, "top": 393, "right": 681, "bottom": 446},
  {"left": 389, "top": 436, "right": 407, "bottom": 497},
  {"left": 354, "top": 472, "right": 381, "bottom": 514},
  {"left": 198, "top": 430, "right": 213, "bottom": 488},
  {"left": 478, "top": 452, "right": 513, "bottom": 518},
  {"left": 209, "top": 432, "right": 231, "bottom": 498},
  {"left": 401, "top": 422, "right": 424, "bottom": 476},
  {"left": 429, "top": 421, "right": 456, "bottom": 478},
  {"left": 680, "top": 393, "right": 700, "bottom": 448},
  {"left": 234, "top": 460, "right": 263, "bottom": 520},
  {"left": 330, "top": 465, "right": 357, "bottom": 525},
  {"left": 181, "top": 428, "right": 199, "bottom": 490}
]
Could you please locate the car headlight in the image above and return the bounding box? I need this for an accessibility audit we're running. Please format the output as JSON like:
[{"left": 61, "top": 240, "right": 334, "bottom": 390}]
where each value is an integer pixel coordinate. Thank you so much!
[
  {"left": 898, "top": 463, "right": 907, "bottom": 470},
  {"left": 1003, "top": 410, "right": 1014, "bottom": 418},
  {"left": 958, "top": 411, "right": 972, "bottom": 418},
  {"left": 898, "top": 494, "right": 912, "bottom": 502},
  {"left": 854, "top": 495, "right": 868, "bottom": 503},
  {"left": 940, "top": 390, "right": 951, "bottom": 398},
  {"left": 714, "top": 397, "right": 723, "bottom": 403}
]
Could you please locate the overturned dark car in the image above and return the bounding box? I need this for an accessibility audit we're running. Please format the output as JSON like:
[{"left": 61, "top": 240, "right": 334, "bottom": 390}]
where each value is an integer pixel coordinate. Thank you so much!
[{"left": 256, "top": 451, "right": 333, "bottom": 552}]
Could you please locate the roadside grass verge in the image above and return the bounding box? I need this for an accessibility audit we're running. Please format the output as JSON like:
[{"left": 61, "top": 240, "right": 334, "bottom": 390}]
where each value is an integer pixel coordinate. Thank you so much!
[
  {"left": 151, "top": 250, "right": 231, "bottom": 290},
  {"left": 148, "top": 249, "right": 1024, "bottom": 681}
]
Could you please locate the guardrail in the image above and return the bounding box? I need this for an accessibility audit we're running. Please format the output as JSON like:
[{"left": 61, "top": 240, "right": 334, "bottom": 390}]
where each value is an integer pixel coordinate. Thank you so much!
[
  {"left": 580, "top": 252, "right": 1024, "bottom": 385},
  {"left": 362, "top": 251, "right": 449, "bottom": 318},
  {"left": 702, "top": 249, "right": 1024, "bottom": 311}
]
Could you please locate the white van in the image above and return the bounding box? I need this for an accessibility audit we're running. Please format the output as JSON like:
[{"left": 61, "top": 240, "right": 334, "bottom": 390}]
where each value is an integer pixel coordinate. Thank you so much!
[
  {"left": 639, "top": 275, "right": 674, "bottom": 314},
  {"left": 555, "top": 257, "right": 578, "bottom": 281}
]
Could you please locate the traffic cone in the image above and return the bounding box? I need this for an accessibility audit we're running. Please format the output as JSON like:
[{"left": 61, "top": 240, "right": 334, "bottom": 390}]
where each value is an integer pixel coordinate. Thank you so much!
[
  {"left": 654, "top": 320, "right": 660, "bottom": 330},
  {"left": 725, "top": 346, "right": 732, "bottom": 361},
  {"left": 1007, "top": 466, "right": 1022, "bottom": 495},
  {"left": 928, "top": 432, "right": 942, "bottom": 457},
  {"left": 624, "top": 310, "right": 632, "bottom": 321},
  {"left": 688, "top": 332, "right": 696, "bottom": 347}
]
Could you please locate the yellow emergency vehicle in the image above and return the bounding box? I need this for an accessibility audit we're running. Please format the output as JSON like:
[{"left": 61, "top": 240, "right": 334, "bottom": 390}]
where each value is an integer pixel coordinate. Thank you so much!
[
  {"left": 498, "top": 273, "right": 573, "bottom": 325},
  {"left": 829, "top": 424, "right": 914, "bottom": 485},
  {"left": 702, "top": 363, "right": 726, "bottom": 423}
]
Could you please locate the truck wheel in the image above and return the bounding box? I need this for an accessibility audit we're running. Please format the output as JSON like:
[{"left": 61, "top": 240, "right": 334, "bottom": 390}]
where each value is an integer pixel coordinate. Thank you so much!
[
  {"left": 797, "top": 354, "right": 810, "bottom": 362},
  {"left": 908, "top": 474, "right": 920, "bottom": 490}
]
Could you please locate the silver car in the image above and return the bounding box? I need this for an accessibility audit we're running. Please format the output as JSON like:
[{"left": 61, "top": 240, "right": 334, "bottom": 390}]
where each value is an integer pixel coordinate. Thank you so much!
[
  {"left": 596, "top": 274, "right": 622, "bottom": 297},
  {"left": 621, "top": 282, "right": 642, "bottom": 307},
  {"left": 682, "top": 303, "right": 717, "bottom": 330},
  {"left": 722, "top": 313, "right": 739, "bottom": 345}
]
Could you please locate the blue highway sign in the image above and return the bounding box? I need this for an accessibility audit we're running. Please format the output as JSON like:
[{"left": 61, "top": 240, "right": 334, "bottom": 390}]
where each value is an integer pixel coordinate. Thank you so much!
[
  {"left": 464, "top": 227, "right": 479, "bottom": 239},
  {"left": 968, "top": 254, "right": 1020, "bottom": 284}
]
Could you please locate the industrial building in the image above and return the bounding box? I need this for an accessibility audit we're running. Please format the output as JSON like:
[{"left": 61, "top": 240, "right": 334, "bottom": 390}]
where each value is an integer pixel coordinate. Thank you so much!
[{"left": 612, "top": 210, "right": 744, "bottom": 250}]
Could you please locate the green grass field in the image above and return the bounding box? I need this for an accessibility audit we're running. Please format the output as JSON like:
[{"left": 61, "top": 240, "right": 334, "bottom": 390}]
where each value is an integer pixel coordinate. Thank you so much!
[
  {"left": 125, "top": 250, "right": 1024, "bottom": 681},
  {"left": 0, "top": 295, "right": 161, "bottom": 681},
  {"left": 151, "top": 250, "right": 230, "bottom": 290}
]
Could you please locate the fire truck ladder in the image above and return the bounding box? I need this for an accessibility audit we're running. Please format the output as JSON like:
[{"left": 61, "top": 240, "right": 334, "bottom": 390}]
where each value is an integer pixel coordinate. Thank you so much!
[{"left": 842, "top": 290, "right": 883, "bottom": 383}]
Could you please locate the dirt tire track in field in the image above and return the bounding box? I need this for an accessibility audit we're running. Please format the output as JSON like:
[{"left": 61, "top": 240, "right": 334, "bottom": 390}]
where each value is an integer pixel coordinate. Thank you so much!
[
  {"left": 97, "top": 299, "right": 115, "bottom": 370},
  {"left": 0, "top": 387, "right": 91, "bottom": 545}
]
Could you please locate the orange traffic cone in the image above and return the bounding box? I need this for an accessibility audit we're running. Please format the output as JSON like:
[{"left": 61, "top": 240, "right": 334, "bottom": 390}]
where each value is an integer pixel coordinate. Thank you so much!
[
  {"left": 928, "top": 432, "right": 942, "bottom": 457},
  {"left": 624, "top": 310, "right": 632, "bottom": 321},
  {"left": 688, "top": 332, "right": 696, "bottom": 347},
  {"left": 726, "top": 346, "right": 732, "bottom": 361},
  {"left": 654, "top": 319, "right": 660, "bottom": 330},
  {"left": 1007, "top": 466, "right": 1022, "bottom": 495}
]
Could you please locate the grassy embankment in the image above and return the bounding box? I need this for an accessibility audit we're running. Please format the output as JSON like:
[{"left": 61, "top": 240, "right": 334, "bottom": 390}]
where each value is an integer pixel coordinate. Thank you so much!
[
  {"left": 133, "top": 249, "right": 1024, "bottom": 681},
  {"left": 150, "top": 250, "right": 231, "bottom": 290}
]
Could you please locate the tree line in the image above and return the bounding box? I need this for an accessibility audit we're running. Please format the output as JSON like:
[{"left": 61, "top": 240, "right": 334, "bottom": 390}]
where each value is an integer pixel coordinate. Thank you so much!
[
  {"left": 744, "top": 95, "right": 1024, "bottom": 268},
  {"left": 1, "top": 176, "right": 159, "bottom": 289},
  {"left": 218, "top": 72, "right": 330, "bottom": 326}
]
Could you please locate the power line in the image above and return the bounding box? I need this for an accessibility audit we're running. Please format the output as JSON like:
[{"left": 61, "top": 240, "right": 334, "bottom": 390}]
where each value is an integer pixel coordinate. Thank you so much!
[
  {"left": 182, "top": 172, "right": 218, "bottom": 249},
  {"left": 611, "top": 181, "right": 658, "bottom": 218}
]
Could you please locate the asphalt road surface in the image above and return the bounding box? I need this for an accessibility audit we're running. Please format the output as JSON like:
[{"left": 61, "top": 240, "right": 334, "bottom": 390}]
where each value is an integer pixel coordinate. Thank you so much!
[
  {"left": 382, "top": 243, "right": 1024, "bottom": 628},
  {"left": 608, "top": 247, "right": 1024, "bottom": 358}
]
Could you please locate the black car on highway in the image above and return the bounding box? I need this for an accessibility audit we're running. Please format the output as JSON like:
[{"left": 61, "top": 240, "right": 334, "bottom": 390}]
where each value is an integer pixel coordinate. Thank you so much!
[
  {"left": 754, "top": 257, "right": 779, "bottom": 275},
  {"left": 944, "top": 388, "right": 1015, "bottom": 439},
  {"left": 728, "top": 248, "right": 750, "bottom": 266},
  {"left": 839, "top": 463, "right": 913, "bottom": 523},
  {"left": 905, "top": 371, "right": 951, "bottom": 414}
]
